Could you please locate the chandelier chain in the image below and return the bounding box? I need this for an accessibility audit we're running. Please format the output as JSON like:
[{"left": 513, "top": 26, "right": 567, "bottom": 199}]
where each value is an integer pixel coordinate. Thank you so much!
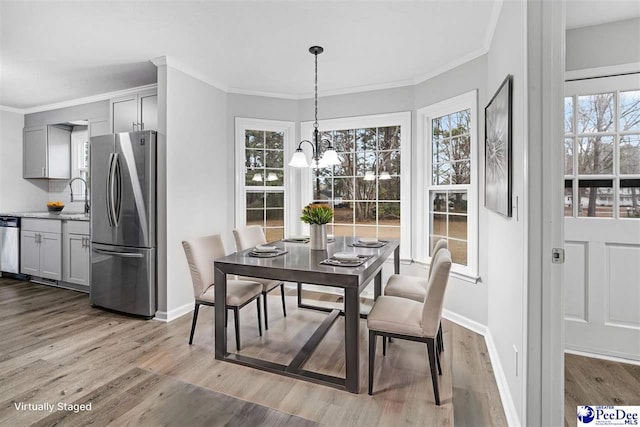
[{"left": 314, "top": 51, "right": 319, "bottom": 129}]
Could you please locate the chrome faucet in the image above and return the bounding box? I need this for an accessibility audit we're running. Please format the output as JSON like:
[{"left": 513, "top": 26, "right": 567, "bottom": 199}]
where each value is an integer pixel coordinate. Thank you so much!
[{"left": 68, "top": 177, "right": 90, "bottom": 214}]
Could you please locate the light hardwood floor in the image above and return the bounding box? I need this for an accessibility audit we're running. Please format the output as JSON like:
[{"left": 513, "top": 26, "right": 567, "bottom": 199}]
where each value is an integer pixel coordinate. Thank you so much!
[
  {"left": 0, "top": 278, "right": 507, "bottom": 426},
  {"left": 564, "top": 353, "right": 640, "bottom": 427}
]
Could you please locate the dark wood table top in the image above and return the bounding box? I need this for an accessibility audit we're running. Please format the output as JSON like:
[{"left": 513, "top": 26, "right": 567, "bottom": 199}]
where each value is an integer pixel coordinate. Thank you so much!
[{"left": 214, "top": 236, "right": 399, "bottom": 289}]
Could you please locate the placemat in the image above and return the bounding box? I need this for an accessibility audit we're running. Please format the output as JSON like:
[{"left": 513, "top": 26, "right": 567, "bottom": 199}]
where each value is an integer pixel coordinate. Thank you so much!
[
  {"left": 247, "top": 249, "right": 288, "bottom": 258},
  {"left": 349, "top": 240, "right": 388, "bottom": 248},
  {"left": 320, "top": 254, "right": 373, "bottom": 267}
]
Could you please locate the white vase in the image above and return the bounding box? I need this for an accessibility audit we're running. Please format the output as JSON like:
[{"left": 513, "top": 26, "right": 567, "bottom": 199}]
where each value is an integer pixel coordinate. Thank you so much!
[{"left": 309, "top": 224, "right": 327, "bottom": 250}]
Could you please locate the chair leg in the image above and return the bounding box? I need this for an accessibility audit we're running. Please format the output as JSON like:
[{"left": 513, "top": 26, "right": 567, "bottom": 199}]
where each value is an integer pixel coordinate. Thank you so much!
[
  {"left": 189, "top": 303, "right": 200, "bottom": 345},
  {"left": 297, "top": 282, "right": 302, "bottom": 307},
  {"left": 256, "top": 297, "right": 262, "bottom": 337},
  {"left": 225, "top": 309, "right": 228, "bottom": 327},
  {"left": 234, "top": 308, "right": 241, "bottom": 352},
  {"left": 280, "top": 283, "right": 287, "bottom": 317},
  {"left": 382, "top": 336, "right": 387, "bottom": 357},
  {"left": 263, "top": 291, "right": 269, "bottom": 330},
  {"left": 436, "top": 347, "right": 442, "bottom": 375},
  {"left": 368, "top": 330, "right": 376, "bottom": 395},
  {"left": 437, "top": 324, "right": 444, "bottom": 353},
  {"left": 426, "top": 338, "right": 441, "bottom": 405}
]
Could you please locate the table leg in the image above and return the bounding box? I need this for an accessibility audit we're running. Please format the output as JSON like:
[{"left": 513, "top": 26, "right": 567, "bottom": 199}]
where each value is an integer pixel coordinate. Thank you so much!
[
  {"left": 374, "top": 270, "right": 382, "bottom": 300},
  {"left": 394, "top": 245, "right": 400, "bottom": 274},
  {"left": 344, "top": 286, "right": 360, "bottom": 393},
  {"left": 214, "top": 264, "right": 227, "bottom": 359}
]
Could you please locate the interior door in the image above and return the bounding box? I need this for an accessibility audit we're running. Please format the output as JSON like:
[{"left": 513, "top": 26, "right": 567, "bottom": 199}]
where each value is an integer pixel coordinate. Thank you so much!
[{"left": 564, "top": 75, "right": 640, "bottom": 361}]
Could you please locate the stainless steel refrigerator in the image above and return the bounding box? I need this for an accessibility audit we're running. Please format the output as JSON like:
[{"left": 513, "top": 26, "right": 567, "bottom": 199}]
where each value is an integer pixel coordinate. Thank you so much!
[{"left": 90, "top": 131, "right": 156, "bottom": 318}]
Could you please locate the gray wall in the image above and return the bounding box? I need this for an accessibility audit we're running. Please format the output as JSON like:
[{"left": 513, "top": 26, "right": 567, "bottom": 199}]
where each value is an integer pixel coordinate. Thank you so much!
[
  {"left": 414, "top": 54, "right": 489, "bottom": 326},
  {"left": 486, "top": 0, "right": 526, "bottom": 421},
  {"left": 566, "top": 18, "right": 640, "bottom": 71},
  {"left": 24, "top": 100, "right": 109, "bottom": 127},
  {"left": 0, "top": 110, "right": 48, "bottom": 211},
  {"left": 163, "top": 66, "right": 229, "bottom": 315}
]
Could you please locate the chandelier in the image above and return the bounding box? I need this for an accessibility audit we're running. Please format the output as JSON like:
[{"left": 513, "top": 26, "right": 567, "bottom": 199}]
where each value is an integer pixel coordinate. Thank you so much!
[{"left": 288, "top": 46, "right": 340, "bottom": 168}]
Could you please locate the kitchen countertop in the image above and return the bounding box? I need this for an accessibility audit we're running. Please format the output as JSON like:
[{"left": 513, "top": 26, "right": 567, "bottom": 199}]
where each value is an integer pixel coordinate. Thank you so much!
[{"left": 0, "top": 211, "right": 90, "bottom": 221}]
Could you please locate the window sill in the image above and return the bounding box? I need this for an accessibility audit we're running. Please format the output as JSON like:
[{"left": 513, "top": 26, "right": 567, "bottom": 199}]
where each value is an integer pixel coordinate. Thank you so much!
[{"left": 412, "top": 259, "right": 480, "bottom": 284}]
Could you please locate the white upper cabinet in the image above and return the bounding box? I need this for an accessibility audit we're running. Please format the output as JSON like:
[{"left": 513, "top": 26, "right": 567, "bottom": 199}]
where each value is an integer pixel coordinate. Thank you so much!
[
  {"left": 23, "top": 125, "right": 71, "bottom": 179},
  {"left": 110, "top": 88, "right": 157, "bottom": 134}
]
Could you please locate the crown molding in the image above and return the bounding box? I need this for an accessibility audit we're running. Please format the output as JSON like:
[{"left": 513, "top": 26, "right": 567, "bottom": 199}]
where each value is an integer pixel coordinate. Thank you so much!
[
  {"left": 158, "top": 55, "right": 229, "bottom": 93},
  {"left": 484, "top": 0, "right": 504, "bottom": 51},
  {"left": 4, "top": 83, "right": 158, "bottom": 115},
  {"left": 0, "top": 105, "right": 24, "bottom": 114}
]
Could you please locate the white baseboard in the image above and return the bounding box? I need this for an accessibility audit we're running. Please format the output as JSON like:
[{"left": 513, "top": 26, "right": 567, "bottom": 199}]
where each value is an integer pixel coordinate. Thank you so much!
[
  {"left": 442, "top": 309, "right": 487, "bottom": 336},
  {"left": 154, "top": 302, "right": 194, "bottom": 322},
  {"left": 483, "top": 329, "right": 521, "bottom": 427},
  {"left": 443, "top": 309, "right": 520, "bottom": 427},
  {"left": 565, "top": 348, "right": 640, "bottom": 366}
]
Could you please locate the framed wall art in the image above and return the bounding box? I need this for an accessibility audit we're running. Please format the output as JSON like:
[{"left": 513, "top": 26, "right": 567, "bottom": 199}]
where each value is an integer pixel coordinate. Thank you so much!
[{"left": 484, "top": 74, "right": 513, "bottom": 217}]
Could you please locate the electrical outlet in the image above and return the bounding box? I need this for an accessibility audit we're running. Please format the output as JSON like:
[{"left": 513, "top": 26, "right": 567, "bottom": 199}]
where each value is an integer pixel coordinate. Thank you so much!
[{"left": 514, "top": 344, "right": 519, "bottom": 376}]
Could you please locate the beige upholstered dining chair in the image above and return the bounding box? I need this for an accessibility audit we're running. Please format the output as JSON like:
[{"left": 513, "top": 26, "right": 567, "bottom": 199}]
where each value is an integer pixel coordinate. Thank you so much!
[
  {"left": 233, "top": 225, "right": 287, "bottom": 329},
  {"left": 382, "top": 238, "right": 448, "bottom": 354},
  {"left": 367, "top": 249, "right": 452, "bottom": 405},
  {"left": 182, "top": 234, "right": 263, "bottom": 351}
]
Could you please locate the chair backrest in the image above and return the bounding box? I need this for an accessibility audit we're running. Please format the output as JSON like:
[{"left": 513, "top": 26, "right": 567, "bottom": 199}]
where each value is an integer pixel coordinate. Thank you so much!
[
  {"left": 182, "top": 234, "right": 227, "bottom": 298},
  {"left": 233, "top": 225, "right": 266, "bottom": 250},
  {"left": 428, "top": 239, "right": 449, "bottom": 279},
  {"left": 421, "top": 249, "right": 452, "bottom": 338}
]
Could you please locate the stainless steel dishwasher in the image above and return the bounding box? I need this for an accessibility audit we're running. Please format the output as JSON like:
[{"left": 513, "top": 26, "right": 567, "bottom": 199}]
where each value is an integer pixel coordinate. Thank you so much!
[{"left": 0, "top": 216, "right": 20, "bottom": 275}]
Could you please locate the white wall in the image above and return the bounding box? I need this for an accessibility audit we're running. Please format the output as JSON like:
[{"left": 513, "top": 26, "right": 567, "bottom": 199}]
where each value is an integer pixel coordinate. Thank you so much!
[
  {"left": 485, "top": 0, "right": 527, "bottom": 422},
  {"left": 0, "top": 109, "right": 48, "bottom": 212},
  {"left": 161, "top": 65, "right": 229, "bottom": 317},
  {"left": 566, "top": 18, "right": 640, "bottom": 71}
]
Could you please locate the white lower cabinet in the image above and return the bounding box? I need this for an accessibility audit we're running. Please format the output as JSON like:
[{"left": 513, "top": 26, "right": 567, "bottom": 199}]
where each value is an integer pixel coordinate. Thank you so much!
[
  {"left": 63, "top": 224, "right": 90, "bottom": 288},
  {"left": 20, "top": 219, "right": 62, "bottom": 280}
]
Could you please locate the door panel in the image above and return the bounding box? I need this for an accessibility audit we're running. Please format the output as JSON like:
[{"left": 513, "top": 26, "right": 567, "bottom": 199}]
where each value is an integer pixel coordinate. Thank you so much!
[
  {"left": 40, "top": 232, "right": 61, "bottom": 280},
  {"left": 112, "top": 132, "right": 155, "bottom": 247},
  {"left": 23, "top": 126, "right": 47, "bottom": 178},
  {"left": 20, "top": 231, "right": 39, "bottom": 275},
  {"left": 112, "top": 97, "right": 137, "bottom": 134},
  {"left": 90, "top": 134, "right": 115, "bottom": 245},
  {"left": 139, "top": 93, "right": 157, "bottom": 131},
  {"left": 90, "top": 243, "right": 155, "bottom": 317},
  {"left": 65, "top": 234, "right": 89, "bottom": 286}
]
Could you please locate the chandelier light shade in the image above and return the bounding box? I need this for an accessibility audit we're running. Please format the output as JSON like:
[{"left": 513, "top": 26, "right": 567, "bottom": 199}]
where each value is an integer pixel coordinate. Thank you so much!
[
  {"left": 252, "top": 173, "right": 263, "bottom": 182},
  {"left": 364, "top": 171, "right": 376, "bottom": 181},
  {"left": 379, "top": 170, "right": 391, "bottom": 180},
  {"left": 288, "top": 46, "right": 340, "bottom": 168},
  {"left": 266, "top": 172, "right": 279, "bottom": 181}
]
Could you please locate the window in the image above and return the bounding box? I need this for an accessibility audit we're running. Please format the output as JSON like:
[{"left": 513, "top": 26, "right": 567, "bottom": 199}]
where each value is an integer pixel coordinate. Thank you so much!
[
  {"left": 418, "top": 91, "right": 478, "bottom": 276},
  {"left": 564, "top": 75, "right": 640, "bottom": 219},
  {"left": 235, "top": 118, "right": 294, "bottom": 241},
  {"left": 301, "top": 112, "right": 411, "bottom": 257},
  {"left": 70, "top": 126, "right": 89, "bottom": 199}
]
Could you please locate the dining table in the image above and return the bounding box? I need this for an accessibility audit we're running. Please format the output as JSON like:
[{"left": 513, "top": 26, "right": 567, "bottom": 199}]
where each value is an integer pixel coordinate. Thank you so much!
[{"left": 214, "top": 236, "right": 400, "bottom": 393}]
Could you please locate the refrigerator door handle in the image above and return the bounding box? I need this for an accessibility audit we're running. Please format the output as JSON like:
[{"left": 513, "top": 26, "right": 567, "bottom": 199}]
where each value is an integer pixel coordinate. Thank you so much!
[
  {"left": 106, "top": 153, "right": 115, "bottom": 227},
  {"left": 109, "top": 153, "right": 119, "bottom": 227},
  {"left": 114, "top": 154, "right": 122, "bottom": 227},
  {"left": 94, "top": 248, "right": 144, "bottom": 258}
]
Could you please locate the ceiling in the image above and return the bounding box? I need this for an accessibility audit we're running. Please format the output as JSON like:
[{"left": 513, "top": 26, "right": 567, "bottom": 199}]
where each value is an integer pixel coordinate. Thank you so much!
[
  {"left": 566, "top": 0, "right": 640, "bottom": 29},
  {"left": 1, "top": 1, "right": 638, "bottom": 111}
]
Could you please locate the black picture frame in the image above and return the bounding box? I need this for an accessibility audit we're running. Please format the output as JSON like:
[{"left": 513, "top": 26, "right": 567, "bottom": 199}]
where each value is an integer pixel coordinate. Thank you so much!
[{"left": 484, "top": 74, "right": 513, "bottom": 217}]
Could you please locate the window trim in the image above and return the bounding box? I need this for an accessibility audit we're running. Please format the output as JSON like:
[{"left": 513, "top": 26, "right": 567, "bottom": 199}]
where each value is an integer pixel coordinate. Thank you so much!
[
  {"left": 417, "top": 90, "right": 478, "bottom": 277},
  {"left": 235, "top": 118, "right": 295, "bottom": 235},
  {"left": 299, "top": 111, "right": 412, "bottom": 258},
  {"left": 70, "top": 127, "right": 89, "bottom": 201}
]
